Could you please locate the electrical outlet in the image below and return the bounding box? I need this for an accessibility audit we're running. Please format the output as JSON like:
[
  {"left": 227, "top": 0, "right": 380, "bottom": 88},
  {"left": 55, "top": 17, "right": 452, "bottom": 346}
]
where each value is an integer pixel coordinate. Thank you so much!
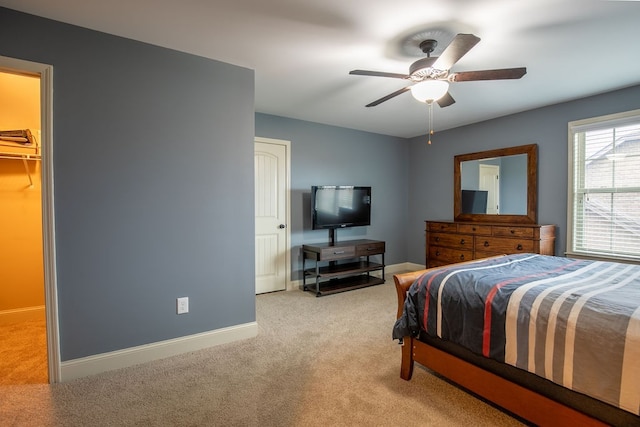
[{"left": 176, "top": 297, "right": 189, "bottom": 314}]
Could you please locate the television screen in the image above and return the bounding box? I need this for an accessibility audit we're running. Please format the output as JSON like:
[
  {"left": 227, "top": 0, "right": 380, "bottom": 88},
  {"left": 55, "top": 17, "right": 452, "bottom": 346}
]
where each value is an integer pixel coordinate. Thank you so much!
[
  {"left": 461, "top": 189, "right": 488, "bottom": 214},
  {"left": 312, "top": 186, "right": 371, "bottom": 229}
]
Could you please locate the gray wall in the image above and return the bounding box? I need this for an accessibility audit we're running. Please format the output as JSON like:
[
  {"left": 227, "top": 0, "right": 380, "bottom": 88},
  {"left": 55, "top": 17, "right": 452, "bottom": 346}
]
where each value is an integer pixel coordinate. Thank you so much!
[
  {"left": 406, "top": 84, "right": 640, "bottom": 264},
  {"left": 0, "top": 8, "right": 256, "bottom": 360},
  {"left": 255, "top": 114, "right": 409, "bottom": 279}
]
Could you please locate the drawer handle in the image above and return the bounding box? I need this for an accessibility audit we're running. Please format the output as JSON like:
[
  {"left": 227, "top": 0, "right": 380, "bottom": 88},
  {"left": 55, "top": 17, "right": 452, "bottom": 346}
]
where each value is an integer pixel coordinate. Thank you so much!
[
  {"left": 440, "top": 225, "right": 445, "bottom": 230},
  {"left": 517, "top": 244, "right": 523, "bottom": 251},
  {"left": 459, "top": 254, "right": 465, "bottom": 260},
  {"left": 472, "top": 227, "right": 476, "bottom": 231},
  {"left": 436, "top": 250, "right": 440, "bottom": 256},
  {"left": 484, "top": 241, "right": 490, "bottom": 247},
  {"left": 366, "top": 247, "right": 375, "bottom": 251},
  {"left": 510, "top": 229, "right": 515, "bottom": 234},
  {"left": 460, "top": 239, "right": 465, "bottom": 245},
  {"left": 333, "top": 250, "right": 345, "bottom": 254},
  {"left": 435, "top": 237, "right": 440, "bottom": 242}
]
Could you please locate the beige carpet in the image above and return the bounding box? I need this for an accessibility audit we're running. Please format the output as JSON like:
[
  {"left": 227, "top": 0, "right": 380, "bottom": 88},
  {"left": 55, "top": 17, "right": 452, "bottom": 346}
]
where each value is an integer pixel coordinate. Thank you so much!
[
  {"left": 0, "top": 318, "right": 48, "bottom": 385},
  {"left": 0, "top": 276, "right": 525, "bottom": 426}
]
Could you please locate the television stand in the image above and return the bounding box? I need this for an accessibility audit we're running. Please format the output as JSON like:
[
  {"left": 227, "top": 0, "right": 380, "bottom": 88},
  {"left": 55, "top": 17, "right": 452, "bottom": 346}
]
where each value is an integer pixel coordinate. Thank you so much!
[
  {"left": 328, "top": 228, "right": 336, "bottom": 246},
  {"left": 302, "top": 239, "right": 385, "bottom": 297}
]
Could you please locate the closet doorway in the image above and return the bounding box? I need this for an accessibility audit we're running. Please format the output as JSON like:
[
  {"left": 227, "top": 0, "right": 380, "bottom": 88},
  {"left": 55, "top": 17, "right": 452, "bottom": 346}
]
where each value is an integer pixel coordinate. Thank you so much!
[{"left": 0, "top": 56, "right": 58, "bottom": 384}]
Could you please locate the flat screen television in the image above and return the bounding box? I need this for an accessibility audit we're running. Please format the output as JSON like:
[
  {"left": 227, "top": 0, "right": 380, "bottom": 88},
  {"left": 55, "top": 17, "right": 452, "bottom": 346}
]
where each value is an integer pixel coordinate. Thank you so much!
[
  {"left": 461, "top": 189, "right": 488, "bottom": 214},
  {"left": 311, "top": 186, "right": 371, "bottom": 230}
]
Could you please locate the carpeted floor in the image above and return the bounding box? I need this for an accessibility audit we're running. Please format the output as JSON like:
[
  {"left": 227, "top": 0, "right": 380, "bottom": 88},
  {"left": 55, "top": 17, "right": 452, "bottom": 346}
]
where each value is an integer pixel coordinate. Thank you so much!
[
  {"left": 0, "top": 318, "right": 48, "bottom": 385},
  {"left": 0, "top": 276, "right": 525, "bottom": 426}
]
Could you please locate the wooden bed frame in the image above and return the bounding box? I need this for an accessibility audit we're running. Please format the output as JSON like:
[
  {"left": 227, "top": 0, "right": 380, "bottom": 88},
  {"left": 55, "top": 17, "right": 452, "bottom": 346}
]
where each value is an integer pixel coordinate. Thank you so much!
[{"left": 394, "top": 267, "right": 609, "bottom": 427}]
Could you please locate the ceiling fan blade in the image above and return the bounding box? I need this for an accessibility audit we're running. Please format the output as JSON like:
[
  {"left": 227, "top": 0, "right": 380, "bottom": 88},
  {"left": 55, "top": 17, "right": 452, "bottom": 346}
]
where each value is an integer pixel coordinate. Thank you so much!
[
  {"left": 365, "top": 87, "right": 410, "bottom": 107},
  {"left": 350, "top": 70, "right": 410, "bottom": 79},
  {"left": 450, "top": 67, "right": 527, "bottom": 82},
  {"left": 432, "top": 34, "right": 480, "bottom": 70},
  {"left": 437, "top": 92, "right": 455, "bottom": 108}
]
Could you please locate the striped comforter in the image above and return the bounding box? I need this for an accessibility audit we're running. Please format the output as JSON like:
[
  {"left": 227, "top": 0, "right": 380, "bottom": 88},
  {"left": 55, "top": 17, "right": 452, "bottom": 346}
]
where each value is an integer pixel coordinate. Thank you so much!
[{"left": 392, "top": 254, "right": 640, "bottom": 415}]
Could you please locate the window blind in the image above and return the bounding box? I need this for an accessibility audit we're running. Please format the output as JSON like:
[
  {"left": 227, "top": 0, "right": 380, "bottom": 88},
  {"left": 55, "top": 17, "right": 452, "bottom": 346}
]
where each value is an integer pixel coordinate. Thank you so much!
[{"left": 568, "top": 109, "right": 640, "bottom": 260}]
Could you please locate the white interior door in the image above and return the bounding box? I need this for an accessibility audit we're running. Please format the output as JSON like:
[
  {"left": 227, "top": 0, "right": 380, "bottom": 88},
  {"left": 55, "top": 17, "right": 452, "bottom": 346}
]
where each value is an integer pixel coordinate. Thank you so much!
[
  {"left": 254, "top": 138, "right": 290, "bottom": 294},
  {"left": 479, "top": 164, "right": 500, "bottom": 214}
]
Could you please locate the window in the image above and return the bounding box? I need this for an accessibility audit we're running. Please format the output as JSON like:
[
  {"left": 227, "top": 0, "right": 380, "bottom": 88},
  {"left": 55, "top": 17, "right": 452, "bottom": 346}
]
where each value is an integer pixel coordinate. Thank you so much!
[{"left": 567, "top": 109, "right": 640, "bottom": 261}]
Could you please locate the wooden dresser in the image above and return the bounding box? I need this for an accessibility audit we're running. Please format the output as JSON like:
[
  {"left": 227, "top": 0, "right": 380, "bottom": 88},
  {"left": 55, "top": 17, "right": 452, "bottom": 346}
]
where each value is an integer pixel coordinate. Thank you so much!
[{"left": 426, "top": 220, "right": 556, "bottom": 268}]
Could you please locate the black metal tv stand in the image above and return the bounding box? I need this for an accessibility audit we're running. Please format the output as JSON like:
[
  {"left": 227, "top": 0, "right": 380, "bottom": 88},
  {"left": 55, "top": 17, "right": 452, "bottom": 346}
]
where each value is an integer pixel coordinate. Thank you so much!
[{"left": 302, "top": 239, "right": 385, "bottom": 297}]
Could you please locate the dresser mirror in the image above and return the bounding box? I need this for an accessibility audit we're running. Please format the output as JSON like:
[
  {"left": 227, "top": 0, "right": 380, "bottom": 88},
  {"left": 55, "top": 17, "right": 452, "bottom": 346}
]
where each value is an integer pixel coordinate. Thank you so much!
[{"left": 454, "top": 144, "right": 537, "bottom": 224}]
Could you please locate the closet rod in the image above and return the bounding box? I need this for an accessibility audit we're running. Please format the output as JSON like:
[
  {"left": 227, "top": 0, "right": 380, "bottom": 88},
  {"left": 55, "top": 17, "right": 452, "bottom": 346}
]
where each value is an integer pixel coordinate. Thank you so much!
[{"left": 0, "top": 153, "right": 41, "bottom": 161}]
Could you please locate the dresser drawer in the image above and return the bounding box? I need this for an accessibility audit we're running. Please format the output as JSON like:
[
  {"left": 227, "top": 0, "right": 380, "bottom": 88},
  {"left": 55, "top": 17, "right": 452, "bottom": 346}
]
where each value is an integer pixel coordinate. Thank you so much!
[
  {"left": 457, "top": 224, "right": 492, "bottom": 235},
  {"left": 355, "top": 241, "right": 385, "bottom": 256},
  {"left": 319, "top": 245, "right": 356, "bottom": 260},
  {"left": 428, "top": 222, "right": 458, "bottom": 233},
  {"left": 491, "top": 226, "right": 534, "bottom": 239},
  {"left": 429, "top": 246, "right": 473, "bottom": 264},
  {"left": 425, "top": 220, "right": 555, "bottom": 268},
  {"left": 475, "top": 237, "right": 534, "bottom": 254},
  {"left": 429, "top": 232, "right": 474, "bottom": 249}
]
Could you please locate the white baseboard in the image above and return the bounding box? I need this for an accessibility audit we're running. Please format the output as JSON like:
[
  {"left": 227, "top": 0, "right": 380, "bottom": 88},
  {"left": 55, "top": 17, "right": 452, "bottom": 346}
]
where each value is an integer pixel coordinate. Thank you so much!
[
  {"left": 0, "top": 305, "right": 45, "bottom": 325},
  {"left": 60, "top": 321, "right": 258, "bottom": 382}
]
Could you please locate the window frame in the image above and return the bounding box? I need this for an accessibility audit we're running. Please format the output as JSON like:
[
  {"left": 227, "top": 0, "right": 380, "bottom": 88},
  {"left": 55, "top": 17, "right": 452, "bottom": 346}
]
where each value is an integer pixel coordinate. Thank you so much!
[{"left": 567, "top": 108, "right": 640, "bottom": 263}]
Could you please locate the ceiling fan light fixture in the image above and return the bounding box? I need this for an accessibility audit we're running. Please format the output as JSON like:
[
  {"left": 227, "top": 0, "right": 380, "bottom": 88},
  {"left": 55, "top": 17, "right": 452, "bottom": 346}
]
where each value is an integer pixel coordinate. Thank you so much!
[{"left": 410, "top": 80, "right": 449, "bottom": 103}]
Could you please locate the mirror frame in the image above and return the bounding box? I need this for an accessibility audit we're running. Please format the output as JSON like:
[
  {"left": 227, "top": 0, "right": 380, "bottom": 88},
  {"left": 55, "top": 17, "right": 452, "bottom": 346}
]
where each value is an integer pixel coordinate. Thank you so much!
[{"left": 454, "top": 144, "right": 538, "bottom": 224}]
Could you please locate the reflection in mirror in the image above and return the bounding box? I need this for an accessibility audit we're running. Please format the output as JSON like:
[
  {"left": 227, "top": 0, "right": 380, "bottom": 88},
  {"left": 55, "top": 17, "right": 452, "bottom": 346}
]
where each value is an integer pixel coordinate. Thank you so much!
[
  {"left": 460, "top": 154, "right": 528, "bottom": 215},
  {"left": 454, "top": 144, "right": 537, "bottom": 224}
]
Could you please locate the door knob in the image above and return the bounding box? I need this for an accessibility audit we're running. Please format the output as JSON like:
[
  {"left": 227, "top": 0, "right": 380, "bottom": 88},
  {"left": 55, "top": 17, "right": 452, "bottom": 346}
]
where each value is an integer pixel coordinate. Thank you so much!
[{"left": 278, "top": 224, "right": 287, "bottom": 229}]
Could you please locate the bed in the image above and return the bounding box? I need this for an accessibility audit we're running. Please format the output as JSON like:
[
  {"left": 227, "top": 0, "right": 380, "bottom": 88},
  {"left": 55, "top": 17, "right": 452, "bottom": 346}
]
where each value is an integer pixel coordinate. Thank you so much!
[{"left": 393, "top": 253, "right": 640, "bottom": 426}]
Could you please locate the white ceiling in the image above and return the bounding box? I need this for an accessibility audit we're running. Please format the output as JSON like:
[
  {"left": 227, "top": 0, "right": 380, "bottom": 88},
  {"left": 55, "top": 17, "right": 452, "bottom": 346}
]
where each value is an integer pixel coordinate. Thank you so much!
[{"left": 2, "top": 0, "right": 640, "bottom": 138}]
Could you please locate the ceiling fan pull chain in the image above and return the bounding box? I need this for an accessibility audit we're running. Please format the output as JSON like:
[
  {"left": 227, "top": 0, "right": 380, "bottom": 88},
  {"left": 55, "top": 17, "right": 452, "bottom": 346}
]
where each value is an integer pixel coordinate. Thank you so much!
[{"left": 428, "top": 101, "right": 434, "bottom": 145}]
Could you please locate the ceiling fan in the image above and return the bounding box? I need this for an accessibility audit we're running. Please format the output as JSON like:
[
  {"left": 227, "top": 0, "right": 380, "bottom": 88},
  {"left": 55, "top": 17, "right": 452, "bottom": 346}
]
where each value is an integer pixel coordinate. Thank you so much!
[{"left": 350, "top": 33, "right": 526, "bottom": 108}]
